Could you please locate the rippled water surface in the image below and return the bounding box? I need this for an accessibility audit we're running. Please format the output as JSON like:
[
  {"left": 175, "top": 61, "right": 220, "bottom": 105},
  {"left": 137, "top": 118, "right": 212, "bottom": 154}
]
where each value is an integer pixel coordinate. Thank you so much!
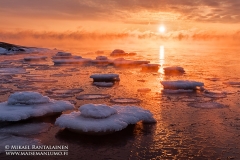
[{"left": 0, "top": 42, "right": 240, "bottom": 159}]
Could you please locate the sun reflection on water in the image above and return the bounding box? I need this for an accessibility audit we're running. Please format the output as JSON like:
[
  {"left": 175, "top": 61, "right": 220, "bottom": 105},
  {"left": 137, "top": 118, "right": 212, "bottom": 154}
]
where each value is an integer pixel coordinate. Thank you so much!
[{"left": 159, "top": 45, "right": 165, "bottom": 75}]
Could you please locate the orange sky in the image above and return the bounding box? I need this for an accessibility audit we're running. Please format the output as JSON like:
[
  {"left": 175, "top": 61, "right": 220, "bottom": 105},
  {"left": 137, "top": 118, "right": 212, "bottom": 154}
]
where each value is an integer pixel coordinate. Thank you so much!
[{"left": 0, "top": 0, "right": 240, "bottom": 47}]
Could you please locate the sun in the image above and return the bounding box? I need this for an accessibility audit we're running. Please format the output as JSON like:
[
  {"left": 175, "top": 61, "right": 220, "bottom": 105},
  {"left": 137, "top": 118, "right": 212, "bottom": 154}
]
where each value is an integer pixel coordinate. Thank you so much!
[{"left": 159, "top": 25, "right": 166, "bottom": 33}]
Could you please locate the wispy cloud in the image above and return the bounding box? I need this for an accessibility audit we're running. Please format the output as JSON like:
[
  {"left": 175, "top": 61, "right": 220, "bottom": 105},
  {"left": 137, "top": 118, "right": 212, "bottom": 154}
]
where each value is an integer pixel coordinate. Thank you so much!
[{"left": 0, "top": 0, "right": 240, "bottom": 23}]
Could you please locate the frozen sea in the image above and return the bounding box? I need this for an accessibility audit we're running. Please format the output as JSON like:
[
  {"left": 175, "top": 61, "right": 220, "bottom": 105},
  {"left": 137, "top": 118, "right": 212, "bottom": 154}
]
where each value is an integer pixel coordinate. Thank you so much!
[{"left": 0, "top": 41, "right": 240, "bottom": 159}]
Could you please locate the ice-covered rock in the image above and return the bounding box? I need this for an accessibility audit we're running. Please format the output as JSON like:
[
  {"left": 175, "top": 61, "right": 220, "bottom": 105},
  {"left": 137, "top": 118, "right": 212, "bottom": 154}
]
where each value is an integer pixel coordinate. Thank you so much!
[
  {"left": 141, "top": 64, "right": 160, "bottom": 72},
  {"left": 90, "top": 74, "right": 120, "bottom": 82},
  {"left": 55, "top": 104, "right": 156, "bottom": 135},
  {"left": 163, "top": 66, "right": 185, "bottom": 75},
  {"left": 93, "top": 82, "right": 114, "bottom": 87},
  {"left": 110, "top": 49, "right": 127, "bottom": 56},
  {"left": 161, "top": 80, "right": 204, "bottom": 90},
  {"left": 0, "top": 91, "right": 74, "bottom": 122},
  {"left": 24, "top": 56, "right": 47, "bottom": 61}
]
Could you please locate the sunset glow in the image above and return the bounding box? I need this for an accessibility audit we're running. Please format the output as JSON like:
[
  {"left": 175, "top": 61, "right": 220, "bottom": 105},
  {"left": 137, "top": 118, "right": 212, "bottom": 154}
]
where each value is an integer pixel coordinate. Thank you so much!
[
  {"left": 0, "top": 0, "right": 239, "bottom": 48},
  {"left": 158, "top": 26, "right": 166, "bottom": 33}
]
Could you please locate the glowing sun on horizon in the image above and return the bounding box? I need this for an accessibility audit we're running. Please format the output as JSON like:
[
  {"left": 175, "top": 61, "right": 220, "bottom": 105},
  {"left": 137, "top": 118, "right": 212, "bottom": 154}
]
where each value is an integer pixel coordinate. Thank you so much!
[{"left": 158, "top": 25, "right": 166, "bottom": 33}]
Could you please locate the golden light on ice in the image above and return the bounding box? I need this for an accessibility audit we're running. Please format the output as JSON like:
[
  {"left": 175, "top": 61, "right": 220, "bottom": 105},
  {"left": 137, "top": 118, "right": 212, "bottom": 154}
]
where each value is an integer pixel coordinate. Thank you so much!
[{"left": 159, "top": 25, "right": 166, "bottom": 33}]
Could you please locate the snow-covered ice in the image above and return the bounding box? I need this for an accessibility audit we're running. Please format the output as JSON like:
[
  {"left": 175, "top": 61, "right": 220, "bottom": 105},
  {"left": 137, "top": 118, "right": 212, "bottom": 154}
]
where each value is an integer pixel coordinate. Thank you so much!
[
  {"left": 113, "top": 58, "right": 150, "bottom": 68},
  {"left": 53, "top": 58, "right": 92, "bottom": 65},
  {"left": 0, "top": 47, "right": 7, "bottom": 54},
  {"left": 55, "top": 104, "right": 156, "bottom": 135},
  {"left": 80, "top": 104, "right": 117, "bottom": 119},
  {"left": 0, "top": 91, "right": 74, "bottom": 121},
  {"left": 90, "top": 74, "right": 120, "bottom": 82},
  {"left": 110, "top": 49, "right": 127, "bottom": 56},
  {"left": 141, "top": 64, "right": 160, "bottom": 72},
  {"left": 164, "top": 66, "right": 185, "bottom": 75},
  {"left": 8, "top": 92, "right": 50, "bottom": 105},
  {"left": 161, "top": 80, "right": 204, "bottom": 90},
  {"left": 24, "top": 56, "right": 47, "bottom": 61},
  {"left": 56, "top": 51, "right": 72, "bottom": 56}
]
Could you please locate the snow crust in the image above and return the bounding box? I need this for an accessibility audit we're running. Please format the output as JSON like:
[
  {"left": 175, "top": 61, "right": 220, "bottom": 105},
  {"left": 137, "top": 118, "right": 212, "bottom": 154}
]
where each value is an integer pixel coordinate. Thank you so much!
[
  {"left": 8, "top": 91, "right": 50, "bottom": 105},
  {"left": 79, "top": 104, "right": 117, "bottom": 118},
  {"left": 0, "top": 92, "right": 74, "bottom": 121},
  {"left": 55, "top": 104, "right": 156, "bottom": 135}
]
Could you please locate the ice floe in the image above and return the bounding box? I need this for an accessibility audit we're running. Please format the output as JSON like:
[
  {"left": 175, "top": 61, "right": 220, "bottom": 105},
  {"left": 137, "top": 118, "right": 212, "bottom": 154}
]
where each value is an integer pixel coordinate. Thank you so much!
[
  {"left": 76, "top": 94, "right": 111, "bottom": 100},
  {"left": 0, "top": 68, "right": 27, "bottom": 75},
  {"left": 141, "top": 64, "right": 160, "bottom": 72},
  {"left": 188, "top": 102, "right": 228, "bottom": 109},
  {"left": 110, "top": 49, "right": 127, "bottom": 56},
  {"left": 92, "top": 56, "right": 113, "bottom": 65},
  {"left": 8, "top": 92, "right": 50, "bottom": 105},
  {"left": 93, "top": 82, "right": 114, "bottom": 87},
  {"left": 203, "top": 90, "right": 227, "bottom": 98},
  {"left": 56, "top": 51, "right": 72, "bottom": 56},
  {"left": 161, "top": 80, "right": 204, "bottom": 90},
  {"left": 53, "top": 58, "right": 92, "bottom": 65},
  {"left": 90, "top": 74, "right": 120, "bottom": 82},
  {"left": 0, "top": 47, "right": 7, "bottom": 54},
  {"left": 55, "top": 104, "right": 156, "bottom": 135},
  {"left": 163, "top": 66, "right": 185, "bottom": 75},
  {"left": 110, "top": 98, "right": 141, "bottom": 104},
  {"left": 24, "top": 56, "right": 47, "bottom": 61},
  {"left": 0, "top": 91, "right": 74, "bottom": 121},
  {"left": 113, "top": 58, "right": 150, "bottom": 68}
]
